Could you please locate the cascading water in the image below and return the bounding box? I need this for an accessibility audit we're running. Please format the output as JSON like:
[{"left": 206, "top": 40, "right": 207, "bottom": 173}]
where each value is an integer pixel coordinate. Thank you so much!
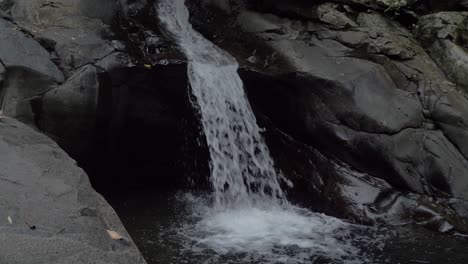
[
  {"left": 158, "top": 0, "right": 285, "bottom": 207},
  {"left": 155, "top": 1, "right": 380, "bottom": 263}
]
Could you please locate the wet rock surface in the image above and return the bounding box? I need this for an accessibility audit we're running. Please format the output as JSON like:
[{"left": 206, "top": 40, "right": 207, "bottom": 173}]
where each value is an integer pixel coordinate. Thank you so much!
[
  {"left": 180, "top": 0, "right": 468, "bottom": 232},
  {"left": 0, "top": 117, "right": 146, "bottom": 264}
]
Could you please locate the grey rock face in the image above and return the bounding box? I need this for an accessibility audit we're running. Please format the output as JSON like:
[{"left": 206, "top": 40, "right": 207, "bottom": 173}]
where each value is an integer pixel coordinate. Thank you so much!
[
  {"left": 118, "top": 0, "right": 148, "bottom": 18},
  {"left": 0, "top": 0, "right": 130, "bottom": 155},
  {"left": 9, "top": 0, "right": 121, "bottom": 75},
  {"left": 185, "top": 0, "right": 468, "bottom": 229},
  {"left": 416, "top": 12, "right": 468, "bottom": 91},
  {"left": 41, "top": 65, "right": 100, "bottom": 158},
  {"left": 0, "top": 18, "right": 63, "bottom": 122},
  {"left": 413, "top": 12, "right": 468, "bottom": 166},
  {"left": 0, "top": 60, "right": 5, "bottom": 85},
  {"left": 233, "top": 7, "right": 468, "bottom": 199},
  {"left": 265, "top": 125, "right": 468, "bottom": 233},
  {"left": 0, "top": 117, "right": 146, "bottom": 264},
  {"left": 0, "top": 19, "right": 63, "bottom": 82}
]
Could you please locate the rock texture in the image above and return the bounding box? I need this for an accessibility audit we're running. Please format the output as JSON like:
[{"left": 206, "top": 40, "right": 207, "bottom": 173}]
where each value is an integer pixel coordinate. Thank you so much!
[
  {"left": 0, "top": 0, "right": 129, "bottom": 158},
  {"left": 416, "top": 12, "right": 468, "bottom": 91},
  {"left": 0, "top": 18, "right": 63, "bottom": 121},
  {"left": 0, "top": 117, "right": 146, "bottom": 264},
  {"left": 177, "top": 0, "right": 468, "bottom": 232},
  {"left": 2, "top": 0, "right": 468, "bottom": 250}
]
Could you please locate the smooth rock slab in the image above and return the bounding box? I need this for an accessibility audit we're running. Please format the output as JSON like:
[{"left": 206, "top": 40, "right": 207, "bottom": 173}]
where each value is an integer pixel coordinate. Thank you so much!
[
  {"left": 0, "top": 18, "right": 63, "bottom": 82},
  {"left": 0, "top": 117, "right": 146, "bottom": 264}
]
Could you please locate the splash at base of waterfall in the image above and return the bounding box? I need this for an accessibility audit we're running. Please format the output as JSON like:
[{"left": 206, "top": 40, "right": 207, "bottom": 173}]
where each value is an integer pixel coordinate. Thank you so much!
[{"left": 161, "top": 193, "right": 384, "bottom": 264}]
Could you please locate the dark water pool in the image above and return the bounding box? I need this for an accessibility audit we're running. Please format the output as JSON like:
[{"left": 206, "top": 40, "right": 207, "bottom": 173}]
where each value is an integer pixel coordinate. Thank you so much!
[{"left": 102, "top": 189, "right": 468, "bottom": 264}]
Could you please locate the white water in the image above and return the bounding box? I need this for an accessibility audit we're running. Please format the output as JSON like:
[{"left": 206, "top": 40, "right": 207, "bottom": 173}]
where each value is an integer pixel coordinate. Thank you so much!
[
  {"left": 158, "top": 0, "right": 285, "bottom": 207},
  {"left": 156, "top": 1, "right": 376, "bottom": 263},
  {"left": 171, "top": 194, "right": 372, "bottom": 264}
]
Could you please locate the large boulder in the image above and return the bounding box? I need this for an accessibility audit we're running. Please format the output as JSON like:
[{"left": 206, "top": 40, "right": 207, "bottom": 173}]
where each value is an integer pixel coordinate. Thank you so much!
[
  {"left": 0, "top": 0, "right": 131, "bottom": 157},
  {"left": 414, "top": 12, "right": 468, "bottom": 165},
  {"left": 0, "top": 117, "right": 146, "bottom": 264},
  {"left": 263, "top": 124, "right": 468, "bottom": 233},
  {"left": 182, "top": 0, "right": 468, "bottom": 227},
  {"left": 0, "top": 19, "right": 63, "bottom": 82},
  {"left": 230, "top": 7, "right": 468, "bottom": 200},
  {"left": 0, "top": 18, "right": 63, "bottom": 122}
]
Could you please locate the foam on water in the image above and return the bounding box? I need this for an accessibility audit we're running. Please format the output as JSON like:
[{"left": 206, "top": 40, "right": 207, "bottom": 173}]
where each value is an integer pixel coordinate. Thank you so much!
[{"left": 166, "top": 194, "right": 374, "bottom": 264}]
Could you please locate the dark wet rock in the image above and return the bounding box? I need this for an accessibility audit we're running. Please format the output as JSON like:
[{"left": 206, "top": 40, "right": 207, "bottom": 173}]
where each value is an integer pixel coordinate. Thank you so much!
[
  {"left": 263, "top": 120, "right": 468, "bottom": 233},
  {"left": 238, "top": 6, "right": 468, "bottom": 199},
  {"left": 250, "top": 0, "right": 467, "bottom": 14},
  {"left": 0, "top": 0, "right": 133, "bottom": 158},
  {"left": 0, "top": 60, "right": 5, "bottom": 85},
  {"left": 0, "top": 117, "right": 146, "bottom": 264},
  {"left": 411, "top": 12, "right": 468, "bottom": 165},
  {"left": 116, "top": 0, "right": 185, "bottom": 66},
  {"left": 118, "top": 0, "right": 148, "bottom": 19},
  {"left": 40, "top": 65, "right": 101, "bottom": 158},
  {"left": 182, "top": 1, "right": 468, "bottom": 231},
  {"left": 419, "top": 0, "right": 468, "bottom": 12},
  {"left": 74, "top": 63, "right": 211, "bottom": 194}
]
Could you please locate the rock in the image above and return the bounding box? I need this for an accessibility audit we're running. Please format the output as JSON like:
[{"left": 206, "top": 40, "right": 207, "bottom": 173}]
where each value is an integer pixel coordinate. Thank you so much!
[
  {"left": 331, "top": 125, "right": 468, "bottom": 198},
  {"left": 0, "top": 117, "right": 146, "bottom": 264},
  {"left": 0, "top": 62, "right": 4, "bottom": 112},
  {"left": 0, "top": 17, "right": 63, "bottom": 123},
  {"left": 421, "top": 0, "right": 468, "bottom": 11},
  {"left": 410, "top": 12, "right": 468, "bottom": 164},
  {"left": 118, "top": 0, "right": 148, "bottom": 18},
  {"left": 264, "top": 122, "right": 468, "bottom": 233},
  {"left": 0, "top": 60, "right": 5, "bottom": 86},
  {"left": 416, "top": 12, "right": 468, "bottom": 91},
  {"left": 0, "top": 0, "right": 132, "bottom": 158},
  {"left": 9, "top": 0, "right": 120, "bottom": 76},
  {"left": 317, "top": 3, "right": 358, "bottom": 29},
  {"left": 0, "top": 60, "right": 5, "bottom": 80},
  {"left": 243, "top": 69, "right": 468, "bottom": 200},
  {"left": 233, "top": 6, "right": 468, "bottom": 200},
  {"left": 0, "top": 19, "right": 63, "bottom": 82},
  {"left": 184, "top": 1, "right": 468, "bottom": 226},
  {"left": 40, "top": 65, "right": 101, "bottom": 158}
]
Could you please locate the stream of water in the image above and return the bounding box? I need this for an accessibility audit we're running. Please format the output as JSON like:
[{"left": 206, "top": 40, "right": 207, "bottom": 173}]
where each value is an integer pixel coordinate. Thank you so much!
[
  {"left": 158, "top": 0, "right": 285, "bottom": 207},
  {"left": 155, "top": 0, "right": 381, "bottom": 263}
]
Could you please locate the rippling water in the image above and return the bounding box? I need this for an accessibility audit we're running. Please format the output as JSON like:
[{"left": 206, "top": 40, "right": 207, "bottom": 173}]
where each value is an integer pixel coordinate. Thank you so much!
[{"left": 144, "top": 193, "right": 385, "bottom": 264}]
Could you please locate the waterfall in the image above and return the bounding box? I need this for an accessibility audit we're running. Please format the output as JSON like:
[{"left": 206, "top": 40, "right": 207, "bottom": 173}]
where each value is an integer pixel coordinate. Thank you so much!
[
  {"left": 155, "top": 1, "right": 376, "bottom": 263},
  {"left": 157, "top": 0, "right": 286, "bottom": 207}
]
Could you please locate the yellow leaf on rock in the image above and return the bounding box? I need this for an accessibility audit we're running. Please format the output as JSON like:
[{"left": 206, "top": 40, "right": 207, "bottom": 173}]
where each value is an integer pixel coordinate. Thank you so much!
[{"left": 107, "top": 230, "right": 124, "bottom": 240}]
